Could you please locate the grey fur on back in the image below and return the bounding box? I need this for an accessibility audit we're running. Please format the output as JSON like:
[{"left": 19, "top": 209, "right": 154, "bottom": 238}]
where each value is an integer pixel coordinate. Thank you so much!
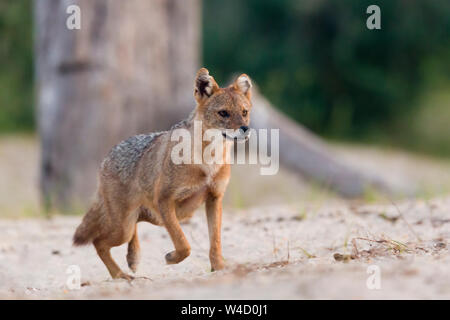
[
  {"left": 100, "top": 112, "right": 195, "bottom": 183},
  {"left": 101, "top": 132, "right": 163, "bottom": 182}
]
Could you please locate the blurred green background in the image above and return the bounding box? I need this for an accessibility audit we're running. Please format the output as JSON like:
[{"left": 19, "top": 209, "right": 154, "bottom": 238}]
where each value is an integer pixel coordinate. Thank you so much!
[
  {"left": 0, "top": 1, "right": 33, "bottom": 132},
  {"left": 1, "top": 0, "right": 450, "bottom": 155}
]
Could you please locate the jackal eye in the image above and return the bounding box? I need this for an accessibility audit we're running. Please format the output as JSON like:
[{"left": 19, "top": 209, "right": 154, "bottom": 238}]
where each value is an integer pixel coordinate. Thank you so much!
[
  {"left": 218, "top": 110, "right": 230, "bottom": 118},
  {"left": 242, "top": 110, "right": 248, "bottom": 117}
]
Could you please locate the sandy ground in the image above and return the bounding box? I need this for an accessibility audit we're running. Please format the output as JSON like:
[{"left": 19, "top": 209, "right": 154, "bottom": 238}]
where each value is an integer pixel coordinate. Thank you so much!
[
  {"left": 0, "top": 197, "right": 449, "bottom": 299},
  {"left": 1, "top": 135, "right": 450, "bottom": 299}
]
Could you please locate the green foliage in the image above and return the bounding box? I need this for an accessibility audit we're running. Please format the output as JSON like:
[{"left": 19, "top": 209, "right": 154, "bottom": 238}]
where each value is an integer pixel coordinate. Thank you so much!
[
  {"left": 203, "top": 0, "right": 450, "bottom": 144},
  {"left": 0, "top": 1, "right": 34, "bottom": 132}
]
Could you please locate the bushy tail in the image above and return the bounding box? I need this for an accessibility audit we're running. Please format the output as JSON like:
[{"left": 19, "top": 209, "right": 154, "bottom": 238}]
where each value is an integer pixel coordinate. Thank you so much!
[{"left": 73, "top": 198, "right": 104, "bottom": 246}]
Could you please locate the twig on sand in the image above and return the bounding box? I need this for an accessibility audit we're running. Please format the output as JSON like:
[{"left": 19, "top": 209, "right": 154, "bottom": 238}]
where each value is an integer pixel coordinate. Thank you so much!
[{"left": 355, "top": 237, "right": 411, "bottom": 253}]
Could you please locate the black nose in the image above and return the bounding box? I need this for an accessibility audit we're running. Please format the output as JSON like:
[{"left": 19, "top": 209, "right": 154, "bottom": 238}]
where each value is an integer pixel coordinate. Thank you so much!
[{"left": 240, "top": 126, "right": 249, "bottom": 133}]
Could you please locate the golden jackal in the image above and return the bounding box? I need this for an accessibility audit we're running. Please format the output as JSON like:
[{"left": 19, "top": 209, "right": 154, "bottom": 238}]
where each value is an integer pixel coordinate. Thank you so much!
[{"left": 73, "top": 68, "right": 252, "bottom": 279}]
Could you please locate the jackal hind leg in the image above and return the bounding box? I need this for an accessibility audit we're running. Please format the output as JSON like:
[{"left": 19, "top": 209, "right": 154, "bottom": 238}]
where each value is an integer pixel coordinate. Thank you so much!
[{"left": 94, "top": 238, "right": 134, "bottom": 281}]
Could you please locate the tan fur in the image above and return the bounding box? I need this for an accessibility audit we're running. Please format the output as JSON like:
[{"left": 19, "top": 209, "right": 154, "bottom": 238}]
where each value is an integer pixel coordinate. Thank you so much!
[{"left": 73, "top": 68, "right": 253, "bottom": 280}]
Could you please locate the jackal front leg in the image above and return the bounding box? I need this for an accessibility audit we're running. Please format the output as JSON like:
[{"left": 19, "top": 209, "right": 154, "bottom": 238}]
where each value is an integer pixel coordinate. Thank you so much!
[
  {"left": 159, "top": 200, "right": 191, "bottom": 264},
  {"left": 205, "top": 194, "right": 225, "bottom": 271}
]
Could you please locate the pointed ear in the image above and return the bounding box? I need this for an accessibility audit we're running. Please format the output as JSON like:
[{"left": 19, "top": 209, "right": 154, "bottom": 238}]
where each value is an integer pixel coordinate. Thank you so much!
[
  {"left": 233, "top": 74, "right": 252, "bottom": 100},
  {"left": 194, "top": 68, "right": 219, "bottom": 104}
]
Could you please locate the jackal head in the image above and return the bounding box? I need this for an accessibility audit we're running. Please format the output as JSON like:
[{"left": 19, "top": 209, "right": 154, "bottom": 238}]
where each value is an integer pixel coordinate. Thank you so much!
[{"left": 194, "top": 68, "right": 252, "bottom": 141}]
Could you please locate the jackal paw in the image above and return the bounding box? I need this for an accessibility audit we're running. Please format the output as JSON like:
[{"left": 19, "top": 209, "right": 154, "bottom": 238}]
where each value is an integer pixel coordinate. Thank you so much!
[
  {"left": 113, "top": 272, "right": 135, "bottom": 281},
  {"left": 211, "top": 260, "right": 225, "bottom": 272},
  {"left": 128, "top": 261, "right": 139, "bottom": 273},
  {"left": 165, "top": 249, "right": 190, "bottom": 264}
]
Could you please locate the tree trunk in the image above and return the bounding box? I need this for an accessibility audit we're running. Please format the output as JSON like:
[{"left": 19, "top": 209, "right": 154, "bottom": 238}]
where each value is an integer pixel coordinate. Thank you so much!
[{"left": 34, "top": 0, "right": 200, "bottom": 211}]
